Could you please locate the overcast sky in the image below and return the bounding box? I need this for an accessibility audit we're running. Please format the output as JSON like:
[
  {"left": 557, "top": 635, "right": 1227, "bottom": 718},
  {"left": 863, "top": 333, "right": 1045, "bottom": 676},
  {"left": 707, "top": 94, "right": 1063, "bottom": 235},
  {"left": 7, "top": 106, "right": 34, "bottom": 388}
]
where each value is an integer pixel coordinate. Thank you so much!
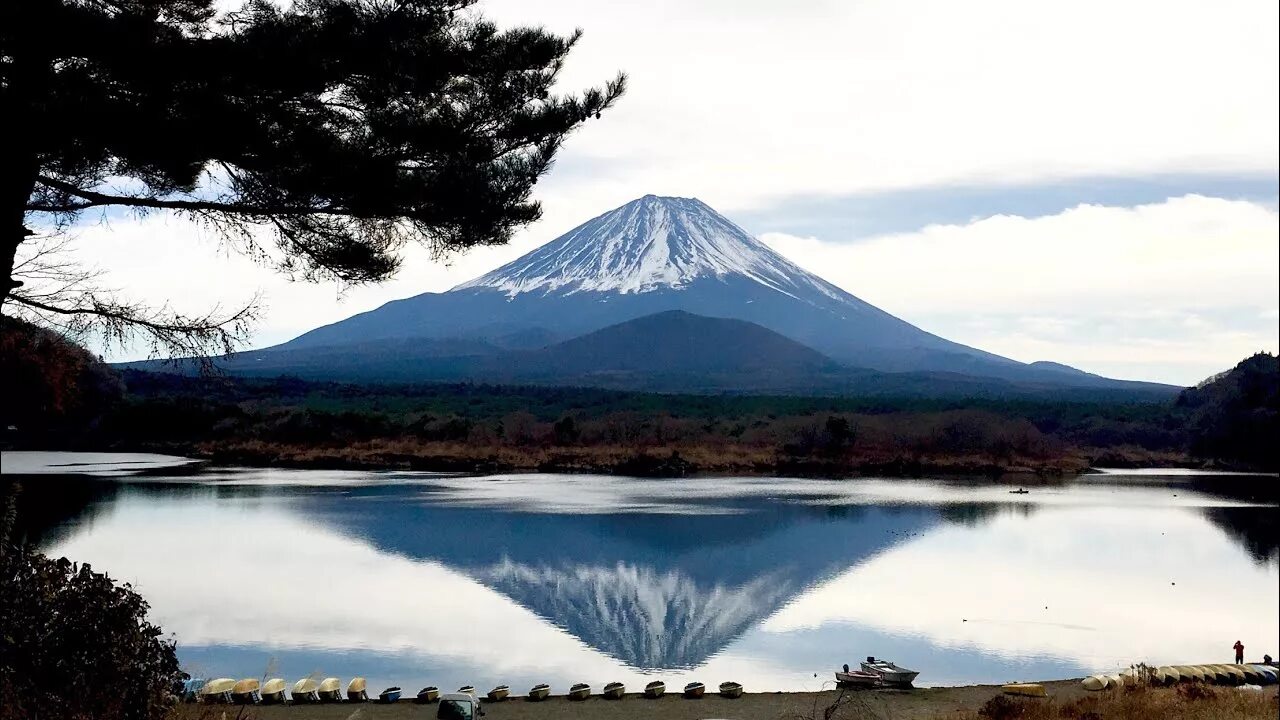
[{"left": 51, "top": 0, "right": 1280, "bottom": 385}]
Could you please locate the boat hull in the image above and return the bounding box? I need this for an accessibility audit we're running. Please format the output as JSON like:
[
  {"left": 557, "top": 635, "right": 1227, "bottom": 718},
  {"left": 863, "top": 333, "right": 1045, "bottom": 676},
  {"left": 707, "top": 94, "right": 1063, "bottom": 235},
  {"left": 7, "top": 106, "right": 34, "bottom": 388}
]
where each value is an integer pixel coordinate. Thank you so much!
[
  {"left": 835, "top": 671, "right": 879, "bottom": 687},
  {"left": 861, "top": 661, "right": 919, "bottom": 686},
  {"left": 603, "top": 683, "right": 625, "bottom": 699},
  {"left": 415, "top": 687, "right": 439, "bottom": 704},
  {"left": 568, "top": 685, "right": 591, "bottom": 701},
  {"left": 644, "top": 682, "right": 666, "bottom": 699},
  {"left": 487, "top": 687, "right": 510, "bottom": 702},
  {"left": 528, "top": 685, "right": 551, "bottom": 701},
  {"left": 683, "top": 683, "right": 705, "bottom": 698},
  {"left": 1002, "top": 683, "right": 1047, "bottom": 698},
  {"left": 719, "top": 682, "right": 744, "bottom": 698}
]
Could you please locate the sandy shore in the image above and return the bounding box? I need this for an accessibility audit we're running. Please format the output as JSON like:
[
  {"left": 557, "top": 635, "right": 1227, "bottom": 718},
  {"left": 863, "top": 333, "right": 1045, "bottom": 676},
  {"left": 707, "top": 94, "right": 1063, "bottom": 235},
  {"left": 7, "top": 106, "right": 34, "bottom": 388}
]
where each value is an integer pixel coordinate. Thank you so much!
[{"left": 170, "top": 680, "right": 1101, "bottom": 719}]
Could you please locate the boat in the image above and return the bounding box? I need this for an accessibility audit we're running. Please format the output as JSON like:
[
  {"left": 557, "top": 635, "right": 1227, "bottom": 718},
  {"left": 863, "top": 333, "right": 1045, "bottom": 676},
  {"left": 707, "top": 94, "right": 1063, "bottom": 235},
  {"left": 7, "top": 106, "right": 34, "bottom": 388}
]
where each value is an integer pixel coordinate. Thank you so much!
[
  {"left": 1080, "top": 676, "right": 1106, "bottom": 691},
  {"left": 1183, "top": 666, "right": 1209, "bottom": 682},
  {"left": 1223, "top": 665, "right": 1247, "bottom": 684},
  {"left": 568, "top": 683, "right": 591, "bottom": 700},
  {"left": 415, "top": 686, "right": 440, "bottom": 703},
  {"left": 528, "top": 684, "right": 551, "bottom": 701},
  {"left": 603, "top": 681, "right": 625, "bottom": 699},
  {"left": 1009, "top": 488, "right": 1029, "bottom": 494},
  {"left": 487, "top": 685, "right": 509, "bottom": 702},
  {"left": 835, "top": 670, "right": 880, "bottom": 687},
  {"left": 643, "top": 680, "right": 666, "bottom": 698},
  {"left": 348, "top": 677, "right": 368, "bottom": 702},
  {"left": 1206, "top": 665, "right": 1234, "bottom": 684},
  {"left": 231, "top": 678, "right": 261, "bottom": 705},
  {"left": 683, "top": 681, "right": 705, "bottom": 698},
  {"left": 181, "top": 678, "right": 206, "bottom": 703},
  {"left": 1156, "top": 666, "right": 1181, "bottom": 685},
  {"left": 379, "top": 687, "right": 402, "bottom": 703},
  {"left": 1238, "top": 665, "right": 1264, "bottom": 684},
  {"left": 1104, "top": 674, "right": 1123, "bottom": 689},
  {"left": 292, "top": 678, "right": 320, "bottom": 704},
  {"left": 860, "top": 657, "right": 920, "bottom": 686},
  {"left": 317, "top": 677, "right": 343, "bottom": 702},
  {"left": 261, "top": 679, "right": 287, "bottom": 704},
  {"left": 200, "top": 678, "right": 236, "bottom": 704},
  {"left": 1002, "top": 683, "right": 1047, "bottom": 698},
  {"left": 457, "top": 685, "right": 475, "bottom": 696},
  {"left": 719, "top": 681, "right": 744, "bottom": 698},
  {"left": 1249, "top": 665, "right": 1278, "bottom": 685}
]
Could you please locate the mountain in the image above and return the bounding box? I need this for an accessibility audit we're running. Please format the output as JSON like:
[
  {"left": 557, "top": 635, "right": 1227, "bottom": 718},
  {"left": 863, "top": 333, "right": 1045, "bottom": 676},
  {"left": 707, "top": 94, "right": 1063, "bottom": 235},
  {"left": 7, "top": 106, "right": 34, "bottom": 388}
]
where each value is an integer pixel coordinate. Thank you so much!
[
  {"left": 1176, "top": 353, "right": 1279, "bottom": 470},
  {"left": 215, "top": 194, "right": 1173, "bottom": 393}
]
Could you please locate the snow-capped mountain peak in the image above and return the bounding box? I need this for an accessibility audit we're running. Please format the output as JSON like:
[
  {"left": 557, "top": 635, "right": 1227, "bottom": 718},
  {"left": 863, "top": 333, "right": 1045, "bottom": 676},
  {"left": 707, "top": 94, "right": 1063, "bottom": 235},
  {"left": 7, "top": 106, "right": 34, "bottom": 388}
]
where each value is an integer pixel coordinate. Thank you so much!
[{"left": 454, "top": 194, "right": 844, "bottom": 301}]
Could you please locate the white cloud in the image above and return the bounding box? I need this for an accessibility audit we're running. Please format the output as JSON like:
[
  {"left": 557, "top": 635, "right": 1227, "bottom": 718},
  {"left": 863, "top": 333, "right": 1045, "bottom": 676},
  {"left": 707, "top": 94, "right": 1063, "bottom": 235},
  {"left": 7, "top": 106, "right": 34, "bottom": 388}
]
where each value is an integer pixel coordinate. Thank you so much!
[{"left": 760, "top": 195, "right": 1279, "bottom": 384}]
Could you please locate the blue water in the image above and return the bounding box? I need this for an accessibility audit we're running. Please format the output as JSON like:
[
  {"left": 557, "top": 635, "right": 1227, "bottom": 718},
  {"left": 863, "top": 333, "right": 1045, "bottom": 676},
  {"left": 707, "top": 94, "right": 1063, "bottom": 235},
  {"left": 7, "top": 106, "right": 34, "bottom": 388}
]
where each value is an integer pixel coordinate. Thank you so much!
[{"left": 5, "top": 453, "right": 1277, "bottom": 694}]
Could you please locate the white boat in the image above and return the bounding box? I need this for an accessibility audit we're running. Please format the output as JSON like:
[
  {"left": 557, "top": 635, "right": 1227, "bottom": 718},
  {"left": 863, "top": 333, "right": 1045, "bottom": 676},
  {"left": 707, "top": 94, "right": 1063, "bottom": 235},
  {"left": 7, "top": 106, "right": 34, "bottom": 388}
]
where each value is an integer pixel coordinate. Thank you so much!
[
  {"left": 860, "top": 657, "right": 919, "bottom": 685},
  {"left": 835, "top": 670, "right": 880, "bottom": 687}
]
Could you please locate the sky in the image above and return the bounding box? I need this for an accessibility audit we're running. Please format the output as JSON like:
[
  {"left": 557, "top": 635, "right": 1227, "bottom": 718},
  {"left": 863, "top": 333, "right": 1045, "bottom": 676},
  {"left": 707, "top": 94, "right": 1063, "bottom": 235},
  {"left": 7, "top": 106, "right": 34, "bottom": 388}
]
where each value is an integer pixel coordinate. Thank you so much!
[{"left": 37, "top": 0, "right": 1280, "bottom": 385}]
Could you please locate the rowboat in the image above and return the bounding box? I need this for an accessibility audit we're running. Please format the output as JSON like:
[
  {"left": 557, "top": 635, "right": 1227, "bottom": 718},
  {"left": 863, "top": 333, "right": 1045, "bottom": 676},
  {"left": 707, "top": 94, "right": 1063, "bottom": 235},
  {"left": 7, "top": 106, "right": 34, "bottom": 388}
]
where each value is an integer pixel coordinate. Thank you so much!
[
  {"left": 1223, "top": 665, "right": 1247, "bottom": 684},
  {"left": 378, "top": 687, "right": 401, "bottom": 703},
  {"left": 1009, "top": 488, "right": 1029, "bottom": 494},
  {"left": 347, "top": 677, "right": 368, "bottom": 702},
  {"left": 292, "top": 679, "right": 320, "bottom": 704},
  {"left": 643, "top": 680, "right": 665, "bottom": 698},
  {"left": 603, "top": 682, "right": 625, "bottom": 699},
  {"left": 835, "top": 670, "right": 879, "bottom": 687},
  {"left": 487, "top": 685, "right": 509, "bottom": 702},
  {"left": 861, "top": 658, "right": 920, "bottom": 686},
  {"left": 231, "top": 678, "right": 261, "bottom": 705},
  {"left": 1250, "top": 665, "right": 1278, "bottom": 685},
  {"left": 568, "top": 683, "right": 591, "bottom": 700},
  {"left": 1080, "top": 676, "right": 1106, "bottom": 691},
  {"left": 1103, "top": 674, "right": 1122, "bottom": 689},
  {"left": 317, "top": 677, "right": 342, "bottom": 702},
  {"left": 1206, "top": 665, "right": 1233, "bottom": 684},
  {"left": 1002, "top": 683, "right": 1046, "bottom": 698},
  {"left": 683, "top": 681, "right": 705, "bottom": 698},
  {"left": 415, "top": 686, "right": 439, "bottom": 703},
  {"left": 528, "top": 684, "right": 551, "bottom": 701},
  {"left": 201, "top": 678, "right": 236, "bottom": 704},
  {"left": 1239, "top": 665, "right": 1264, "bottom": 684},
  {"left": 181, "top": 679, "right": 206, "bottom": 703},
  {"left": 261, "top": 679, "right": 287, "bottom": 704},
  {"left": 1157, "top": 666, "right": 1181, "bottom": 685},
  {"left": 1182, "top": 666, "right": 1209, "bottom": 682},
  {"left": 719, "top": 681, "right": 744, "bottom": 698},
  {"left": 458, "top": 685, "right": 475, "bottom": 696}
]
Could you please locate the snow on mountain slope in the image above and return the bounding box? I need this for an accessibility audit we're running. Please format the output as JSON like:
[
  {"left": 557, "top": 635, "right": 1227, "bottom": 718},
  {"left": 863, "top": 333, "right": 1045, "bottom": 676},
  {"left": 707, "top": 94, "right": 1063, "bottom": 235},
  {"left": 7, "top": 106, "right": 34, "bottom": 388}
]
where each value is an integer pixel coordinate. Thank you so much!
[{"left": 456, "top": 194, "right": 851, "bottom": 306}]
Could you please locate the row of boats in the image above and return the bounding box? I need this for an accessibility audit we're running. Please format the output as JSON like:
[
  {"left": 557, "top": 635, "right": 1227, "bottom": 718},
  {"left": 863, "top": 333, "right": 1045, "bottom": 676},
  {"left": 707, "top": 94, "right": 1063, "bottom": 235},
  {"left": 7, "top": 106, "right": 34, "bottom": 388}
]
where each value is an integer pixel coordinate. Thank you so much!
[
  {"left": 183, "top": 677, "right": 747, "bottom": 705},
  {"left": 1082, "top": 663, "right": 1279, "bottom": 690}
]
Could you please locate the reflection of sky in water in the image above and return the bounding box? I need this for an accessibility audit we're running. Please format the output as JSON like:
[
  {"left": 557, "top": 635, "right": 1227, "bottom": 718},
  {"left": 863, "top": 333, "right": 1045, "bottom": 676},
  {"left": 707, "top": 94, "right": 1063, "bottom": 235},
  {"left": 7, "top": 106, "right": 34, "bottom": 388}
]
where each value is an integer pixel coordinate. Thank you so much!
[{"left": 11, "top": 454, "right": 1277, "bottom": 693}]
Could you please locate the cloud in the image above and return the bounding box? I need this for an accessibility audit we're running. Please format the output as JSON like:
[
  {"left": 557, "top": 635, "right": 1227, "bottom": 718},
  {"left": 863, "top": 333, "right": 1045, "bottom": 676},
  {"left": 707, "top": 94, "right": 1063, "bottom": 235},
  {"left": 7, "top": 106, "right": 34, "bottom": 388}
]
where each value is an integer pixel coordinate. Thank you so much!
[{"left": 760, "top": 195, "right": 1280, "bottom": 383}]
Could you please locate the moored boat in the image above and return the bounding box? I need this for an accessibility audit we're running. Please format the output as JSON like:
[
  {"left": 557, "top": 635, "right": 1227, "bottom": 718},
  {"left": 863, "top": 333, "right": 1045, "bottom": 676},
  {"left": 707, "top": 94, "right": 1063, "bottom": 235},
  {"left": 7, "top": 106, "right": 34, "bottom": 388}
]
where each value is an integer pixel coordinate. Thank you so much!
[
  {"left": 487, "top": 685, "right": 509, "bottom": 702},
  {"left": 568, "top": 683, "right": 591, "bottom": 700},
  {"left": 835, "top": 670, "right": 879, "bottom": 687},
  {"left": 292, "top": 678, "right": 320, "bottom": 704},
  {"left": 200, "top": 678, "right": 236, "bottom": 704},
  {"left": 528, "top": 683, "right": 551, "bottom": 701},
  {"left": 683, "top": 681, "right": 705, "bottom": 698},
  {"left": 261, "top": 679, "right": 287, "bottom": 704},
  {"left": 719, "top": 681, "right": 744, "bottom": 698},
  {"left": 231, "top": 678, "right": 261, "bottom": 705},
  {"left": 643, "top": 680, "right": 665, "bottom": 698},
  {"left": 603, "top": 681, "right": 625, "bottom": 699},
  {"left": 860, "top": 657, "right": 920, "bottom": 686},
  {"left": 415, "top": 686, "right": 439, "bottom": 704},
  {"left": 347, "top": 677, "right": 368, "bottom": 702},
  {"left": 378, "top": 687, "right": 401, "bottom": 703},
  {"left": 1002, "top": 683, "right": 1046, "bottom": 698},
  {"left": 317, "top": 677, "right": 342, "bottom": 703}
]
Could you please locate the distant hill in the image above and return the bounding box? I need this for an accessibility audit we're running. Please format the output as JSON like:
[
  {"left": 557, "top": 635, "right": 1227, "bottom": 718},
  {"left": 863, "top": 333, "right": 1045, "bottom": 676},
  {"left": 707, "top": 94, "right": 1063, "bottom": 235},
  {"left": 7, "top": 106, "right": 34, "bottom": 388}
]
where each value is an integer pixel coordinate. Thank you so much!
[{"left": 1177, "top": 352, "right": 1279, "bottom": 470}]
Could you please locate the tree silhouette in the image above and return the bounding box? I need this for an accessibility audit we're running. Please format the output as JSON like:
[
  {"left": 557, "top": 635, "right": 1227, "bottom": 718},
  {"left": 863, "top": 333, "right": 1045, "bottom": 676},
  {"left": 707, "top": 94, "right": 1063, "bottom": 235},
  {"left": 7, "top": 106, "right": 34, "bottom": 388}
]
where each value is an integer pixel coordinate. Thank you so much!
[{"left": 1, "top": 0, "right": 624, "bottom": 356}]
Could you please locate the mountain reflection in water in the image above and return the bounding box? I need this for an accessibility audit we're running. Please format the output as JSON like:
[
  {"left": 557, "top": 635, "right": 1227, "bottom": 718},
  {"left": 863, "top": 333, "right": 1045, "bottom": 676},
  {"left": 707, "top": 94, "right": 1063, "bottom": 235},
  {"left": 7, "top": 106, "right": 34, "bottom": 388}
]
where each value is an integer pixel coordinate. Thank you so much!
[{"left": 4, "top": 456, "right": 1277, "bottom": 692}]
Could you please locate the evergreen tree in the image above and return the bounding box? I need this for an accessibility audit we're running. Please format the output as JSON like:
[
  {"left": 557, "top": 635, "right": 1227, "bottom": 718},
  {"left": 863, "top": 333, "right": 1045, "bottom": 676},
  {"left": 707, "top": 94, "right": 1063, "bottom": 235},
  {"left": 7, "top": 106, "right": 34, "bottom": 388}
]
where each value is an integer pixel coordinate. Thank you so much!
[{"left": 0, "top": 0, "right": 624, "bottom": 356}]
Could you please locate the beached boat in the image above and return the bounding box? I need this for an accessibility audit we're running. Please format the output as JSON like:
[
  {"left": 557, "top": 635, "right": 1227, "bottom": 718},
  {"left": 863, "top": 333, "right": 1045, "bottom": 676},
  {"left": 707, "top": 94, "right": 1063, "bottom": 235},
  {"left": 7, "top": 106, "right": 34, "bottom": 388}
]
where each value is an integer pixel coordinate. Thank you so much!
[
  {"left": 643, "top": 680, "right": 666, "bottom": 698},
  {"left": 379, "top": 687, "right": 401, "bottom": 703},
  {"left": 603, "top": 681, "right": 625, "bottom": 699},
  {"left": 261, "top": 679, "right": 287, "bottom": 704},
  {"left": 347, "top": 677, "right": 368, "bottom": 702},
  {"left": 719, "top": 681, "right": 744, "bottom": 698},
  {"left": 415, "top": 686, "right": 440, "bottom": 704},
  {"left": 836, "top": 670, "right": 880, "bottom": 687},
  {"left": 1206, "top": 665, "right": 1233, "bottom": 684},
  {"left": 317, "top": 677, "right": 342, "bottom": 702},
  {"left": 1081, "top": 676, "right": 1106, "bottom": 691},
  {"left": 1183, "top": 666, "right": 1210, "bottom": 682},
  {"left": 861, "top": 658, "right": 920, "bottom": 686},
  {"left": 528, "top": 683, "right": 551, "bottom": 701},
  {"left": 1250, "top": 665, "right": 1278, "bottom": 685},
  {"left": 487, "top": 685, "right": 509, "bottom": 702},
  {"left": 292, "top": 679, "right": 320, "bottom": 704},
  {"left": 1002, "top": 683, "right": 1047, "bottom": 698},
  {"left": 1223, "top": 665, "right": 1247, "bottom": 684},
  {"left": 201, "top": 678, "right": 236, "bottom": 704},
  {"left": 568, "top": 683, "right": 591, "bottom": 700},
  {"left": 457, "top": 685, "right": 475, "bottom": 696},
  {"left": 1238, "top": 665, "right": 1263, "bottom": 684},
  {"left": 181, "top": 678, "right": 206, "bottom": 703},
  {"left": 1156, "top": 666, "right": 1181, "bottom": 685},
  {"left": 231, "top": 678, "right": 261, "bottom": 705},
  {"left": 683, "top": 681, "right": 705, "bottom": 698}
]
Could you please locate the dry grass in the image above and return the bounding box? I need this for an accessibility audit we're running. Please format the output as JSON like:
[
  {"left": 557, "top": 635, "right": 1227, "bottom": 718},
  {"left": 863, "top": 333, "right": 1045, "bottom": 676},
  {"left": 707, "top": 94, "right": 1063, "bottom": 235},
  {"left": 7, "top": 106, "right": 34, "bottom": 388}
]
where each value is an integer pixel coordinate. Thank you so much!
[{"left": 949, "top": 683, "right": 1277, "bottom": 720}]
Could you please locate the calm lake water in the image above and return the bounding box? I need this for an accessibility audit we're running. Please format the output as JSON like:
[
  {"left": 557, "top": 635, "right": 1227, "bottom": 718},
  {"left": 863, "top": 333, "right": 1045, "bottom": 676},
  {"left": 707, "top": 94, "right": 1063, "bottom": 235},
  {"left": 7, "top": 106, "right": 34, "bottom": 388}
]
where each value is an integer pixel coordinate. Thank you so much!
[{"left": 4, "top": 452, "right": 1277, "bottom": 692}]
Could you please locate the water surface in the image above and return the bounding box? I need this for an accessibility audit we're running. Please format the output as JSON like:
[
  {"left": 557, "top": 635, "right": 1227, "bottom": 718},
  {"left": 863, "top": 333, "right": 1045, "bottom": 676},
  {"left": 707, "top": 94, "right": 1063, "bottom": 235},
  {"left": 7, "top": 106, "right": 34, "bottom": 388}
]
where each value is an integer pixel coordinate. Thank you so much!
[{"left": 4, "top": 452, "right": 1276, "bottom": 693}]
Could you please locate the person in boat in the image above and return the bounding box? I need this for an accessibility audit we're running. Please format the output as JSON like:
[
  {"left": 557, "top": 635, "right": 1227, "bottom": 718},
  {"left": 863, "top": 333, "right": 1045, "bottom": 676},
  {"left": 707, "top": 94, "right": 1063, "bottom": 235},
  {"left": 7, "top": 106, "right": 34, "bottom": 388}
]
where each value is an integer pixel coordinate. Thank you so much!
[{"left": 1234, "top": 640, "right": 1244, "bottom": 664}]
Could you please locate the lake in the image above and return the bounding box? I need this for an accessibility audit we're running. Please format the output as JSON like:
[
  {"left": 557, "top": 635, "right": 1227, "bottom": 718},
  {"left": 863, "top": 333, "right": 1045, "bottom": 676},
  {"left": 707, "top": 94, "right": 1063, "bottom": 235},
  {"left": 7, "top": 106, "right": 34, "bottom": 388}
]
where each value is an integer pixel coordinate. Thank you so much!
[{"left": 4, "top": 452, "right": 1277, "bottom": 693}]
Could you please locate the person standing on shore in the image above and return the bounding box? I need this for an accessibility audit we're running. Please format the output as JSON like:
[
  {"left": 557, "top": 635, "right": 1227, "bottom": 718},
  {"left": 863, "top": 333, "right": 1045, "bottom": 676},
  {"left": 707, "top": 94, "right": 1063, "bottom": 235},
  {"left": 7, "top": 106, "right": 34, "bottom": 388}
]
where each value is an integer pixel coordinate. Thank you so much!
[{"left": 1233, "top": 640, "right": 1244, "bottom": 664}]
